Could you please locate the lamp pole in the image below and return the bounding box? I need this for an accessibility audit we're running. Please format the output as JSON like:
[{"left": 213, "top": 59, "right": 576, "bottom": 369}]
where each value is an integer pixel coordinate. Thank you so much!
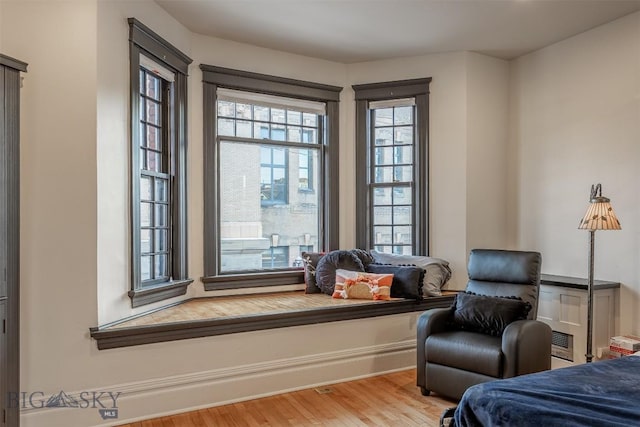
[{"left": 586, "top": 230, "right": 595, "bottom": 363}]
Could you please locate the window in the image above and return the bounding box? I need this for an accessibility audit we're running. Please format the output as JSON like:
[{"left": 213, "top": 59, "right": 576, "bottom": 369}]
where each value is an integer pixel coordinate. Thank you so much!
[
  {"left": 128, "top": 18, "right": 193, "bottom": 307},
  {"left": 353, "top": 78, "right": 431, "bottom": 256},
  {"left": 202, "top": 65, "right": 342, "bottom": 289}
]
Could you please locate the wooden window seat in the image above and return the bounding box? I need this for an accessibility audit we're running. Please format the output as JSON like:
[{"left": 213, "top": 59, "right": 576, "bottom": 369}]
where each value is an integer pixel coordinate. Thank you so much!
[{"left": 90, "top": 291, "right": 457, "bottom": 350}]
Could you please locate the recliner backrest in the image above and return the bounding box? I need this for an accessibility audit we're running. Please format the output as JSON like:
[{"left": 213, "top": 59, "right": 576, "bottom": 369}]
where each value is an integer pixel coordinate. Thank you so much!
[{"left": 465, "top": 249, "right": 542, "bottom": 319}]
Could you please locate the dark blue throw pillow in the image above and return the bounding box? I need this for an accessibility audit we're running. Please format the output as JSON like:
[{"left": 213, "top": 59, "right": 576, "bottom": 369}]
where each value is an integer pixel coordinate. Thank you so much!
[
  {"left": 365, "top": 264, "right": 424, "bottom": 300},
  {"left": 315, "top": 250, "right": 365, "bottom": 295}
]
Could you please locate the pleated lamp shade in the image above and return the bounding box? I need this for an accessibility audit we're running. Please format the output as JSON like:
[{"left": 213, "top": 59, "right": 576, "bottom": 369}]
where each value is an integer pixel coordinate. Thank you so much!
[{"left": 578, "top": 196, "right": 621, "bottom": 231}]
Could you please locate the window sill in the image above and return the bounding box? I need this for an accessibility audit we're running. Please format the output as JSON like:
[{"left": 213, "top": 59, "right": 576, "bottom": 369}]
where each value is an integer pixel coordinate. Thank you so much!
[
  {"left": 90, "top": 292, "right": 456, "bottom": 350},
  {"left": 128, "top": 278, "right": 194, "bottom": 308}
]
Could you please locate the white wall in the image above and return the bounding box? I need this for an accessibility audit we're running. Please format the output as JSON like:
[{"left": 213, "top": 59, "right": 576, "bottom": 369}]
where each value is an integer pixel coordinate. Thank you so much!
[
  {"left": 465, "top": 52, "right": 510, "bottom": 252},
  {"left": 510, "top": 11, "right": 640, "bottom": 333}
]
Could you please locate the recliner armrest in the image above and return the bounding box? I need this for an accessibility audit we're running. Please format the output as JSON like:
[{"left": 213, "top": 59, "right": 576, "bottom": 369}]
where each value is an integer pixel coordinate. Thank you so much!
[
  {"left": 501, "top": 319, "right": 552, "bottom": 378},
  {"left": 416, "top": 307, "right": 452, "bottom": 388}
]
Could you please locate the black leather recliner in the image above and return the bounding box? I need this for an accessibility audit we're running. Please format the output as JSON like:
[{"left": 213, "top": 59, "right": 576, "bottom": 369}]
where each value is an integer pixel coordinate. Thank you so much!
[{"left": 417, "top": 249, "right": 552, "bottom": 400}]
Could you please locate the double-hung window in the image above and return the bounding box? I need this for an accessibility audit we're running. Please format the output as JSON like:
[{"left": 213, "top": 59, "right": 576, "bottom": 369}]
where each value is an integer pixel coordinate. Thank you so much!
[
  {"left": 353, "top": 78, "right": 431, "bottom": 255},
  {"left": 202, "top": 66, "right": 342, "bottom": 289},
  {"left": 128, "top": 18, "right": 193, "bottom": 307}
]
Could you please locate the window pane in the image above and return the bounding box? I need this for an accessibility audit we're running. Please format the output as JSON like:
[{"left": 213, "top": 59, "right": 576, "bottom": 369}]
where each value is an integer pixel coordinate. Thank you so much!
[
  {"left": 374, "top": 226, "right": 392, "bottom": 244},
  {"left": 155, "top": 254, "right": 167, "bottom": 278},
  {"left": 373, "top": 187, "right": 391, "bottom": 205},
  {"left": 141, "top": 229, "right": 152, "bottom": 253},
  {"left": 140, "top": 176, "right": 152, "bottom": 200},
  {"left": 287, "top": 110, "right": 302, "bottom": 125},
  {"left": 146, "top": 100, "right": 160, "bottom": 125},
  {"left": 155, "top": 229, "right": 167, "bottom": 252},
  {"left": 145, "top": 74, "right": 161, "bottom": 101},
  {"left": 394, "top": 166, "right": 413, "bottom": 182},
  {"left": 374, "top": 166, "right": 393, "bottom": 183},
  {"left": 394, "top": 226, "right": 412, "bottom": 244},
  {"left": 374, "top": 147, "right": 393, "bottom": 166},
  {"left": 255, "top": 123, "right": 269, "bottom": 139},
  {"left": 288, "top": 126, "right": 302, "bottom": 142},
  {"left": 236, "top": 120, "right": 252, "bottom": 138},
  {"left": 375, "top": 108, "right": 393, "bottom": 126},
  {"left": 236, "top": 103, "right": 252, "bottom": 119},
  {"left": 393, "top": 206, "right": 412, "bottom": 225},
  {"left": 271, "top": 108, "right": 286, "bottom": 123},
  {"left": 302, "top": 128, "right": 316, "bottom": 144},
  {"left": 374, "top": 128, "right": 392, "bottom": 146},
  {"left": 140, "top": 148, "right": 146, "bottom": 169},
  {"left": 271, "top": 125, "right": 286, "bottom": 141},
  {"left": 373, "top": 206, "right": 392, "bottom": 225},
  {"left": 394, "top": 126, "right": 413, "bottom": 145},
  {"left": 156, "top": 204, "right": 167, "bottom": 226},
  {"left": 394, "top": 106, "right": 413, "bottom": 125},
  {"left": 140, "top": 202, "right": 152, "bottom": 227},
  {"left": 147, "top": 151, "right": 161, "bottom": 172},
  {"left": 218, "top": 118, "right": 235, "bottom": 136},
  {"left": 218, "top": 100, "right": 235, "bottom": 118},
  {"left": 394, "top": 146, "right": 412, "bottom": 164},
  {"left": 219, "top": 141, "right": 320, "bottom": 273},
  {"left": 254, "top": 105, "right": 269, "bottom": 121},
  {"left": 141, "top": 256, "right": 152, "bottom": 281},
  {"left": 156, "top": 179, "right": 167, "bottom": 202},
  {"left": 302, "top": 113, "right": 317, "bottom": 127},
  {"left": 393, "top": 186, "right": 412, "bottom": 205},
  {"left": 146, "top": 125, "right": 160, "bottom": 150}
]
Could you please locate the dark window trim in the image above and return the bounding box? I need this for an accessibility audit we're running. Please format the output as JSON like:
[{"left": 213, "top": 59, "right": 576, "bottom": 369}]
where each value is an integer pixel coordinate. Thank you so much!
[
  {"left": 90, "top": 293, "right": 456, "bottom": 350},
  {"left": 129, "top": 18, "right": 193, "bottom": 307},
  {"left": 201, "top": 65, "right": 342, "bottom": 290},
  {"left": 1, "top": 53, "right": 27, "bottom": 427},
  {"left": 353, "top": 78, "right": 431, "bottom": 255}
]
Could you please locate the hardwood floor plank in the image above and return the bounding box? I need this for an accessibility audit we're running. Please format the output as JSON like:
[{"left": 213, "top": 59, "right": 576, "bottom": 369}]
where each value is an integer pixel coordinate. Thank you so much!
[{"left": 117, "top": 370, "right": 456, "bottom": 427}]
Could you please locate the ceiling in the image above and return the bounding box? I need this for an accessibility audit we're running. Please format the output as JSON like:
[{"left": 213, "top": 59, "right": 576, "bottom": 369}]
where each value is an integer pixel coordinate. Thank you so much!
[{"left": 156, "top": 0, "right": 640, "bottom": 63}]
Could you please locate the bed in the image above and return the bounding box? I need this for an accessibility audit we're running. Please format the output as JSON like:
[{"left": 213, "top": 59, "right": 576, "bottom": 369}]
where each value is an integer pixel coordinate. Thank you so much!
[{"left": 450, "top": 355, "right": 640, "bottom": 427}]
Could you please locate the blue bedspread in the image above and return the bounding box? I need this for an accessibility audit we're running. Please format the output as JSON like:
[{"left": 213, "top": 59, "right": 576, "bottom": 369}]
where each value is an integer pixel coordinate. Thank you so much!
[{"left": 453, "top": 356, "right": 640, "bottom": 427}]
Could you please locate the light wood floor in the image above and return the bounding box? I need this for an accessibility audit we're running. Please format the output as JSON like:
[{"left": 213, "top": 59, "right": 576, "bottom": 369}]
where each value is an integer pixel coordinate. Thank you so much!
[{"left": 117, "top": 369, "right": 457, "bottom": 427}]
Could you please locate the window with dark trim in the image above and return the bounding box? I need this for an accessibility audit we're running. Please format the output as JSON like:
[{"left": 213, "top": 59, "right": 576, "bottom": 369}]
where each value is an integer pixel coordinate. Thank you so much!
[
  {"left": 352, "top": 78, "right": 431, "bottom": 256},
  {"left": 128, "top": 18, "right": 193, "bottom": 307},
  {"left": 201, "top": 65, "right": 342, "bottom": 290}
]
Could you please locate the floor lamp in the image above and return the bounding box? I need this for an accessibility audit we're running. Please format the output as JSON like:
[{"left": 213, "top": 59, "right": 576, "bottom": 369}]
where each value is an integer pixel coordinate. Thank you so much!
[{"left": 578, "top": 183, "right": 621, "bottom": 363}]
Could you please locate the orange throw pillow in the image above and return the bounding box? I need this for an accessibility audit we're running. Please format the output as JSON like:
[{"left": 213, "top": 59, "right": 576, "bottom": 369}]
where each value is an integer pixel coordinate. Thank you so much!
[{"left": 332, "top": 269, "right": 393, "bottom": 300}]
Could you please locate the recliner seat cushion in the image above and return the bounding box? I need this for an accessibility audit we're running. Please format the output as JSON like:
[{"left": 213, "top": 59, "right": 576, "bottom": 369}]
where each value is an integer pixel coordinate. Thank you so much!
[{"left": 425, "top": 331, "right": 503, "bottom": 378}]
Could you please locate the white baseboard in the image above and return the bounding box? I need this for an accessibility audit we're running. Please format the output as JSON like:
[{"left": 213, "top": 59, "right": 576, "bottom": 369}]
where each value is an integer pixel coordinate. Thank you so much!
[{"left": 21, "top": 339, "right": 417, "bottom": 427}]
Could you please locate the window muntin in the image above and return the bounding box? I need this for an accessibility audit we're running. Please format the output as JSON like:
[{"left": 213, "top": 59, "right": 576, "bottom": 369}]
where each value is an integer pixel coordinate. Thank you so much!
[
  {"left": 216, "top": 94, "right": 323, "bottom": 274},
  {"left": 371, "top": 103, "right": 416, "bottom": 255}
]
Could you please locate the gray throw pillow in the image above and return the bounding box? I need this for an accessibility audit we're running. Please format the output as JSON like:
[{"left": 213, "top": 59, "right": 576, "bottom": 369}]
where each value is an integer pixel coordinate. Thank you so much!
[{"left": 369, "top": 250, "right": 451, "bottom": 297}]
